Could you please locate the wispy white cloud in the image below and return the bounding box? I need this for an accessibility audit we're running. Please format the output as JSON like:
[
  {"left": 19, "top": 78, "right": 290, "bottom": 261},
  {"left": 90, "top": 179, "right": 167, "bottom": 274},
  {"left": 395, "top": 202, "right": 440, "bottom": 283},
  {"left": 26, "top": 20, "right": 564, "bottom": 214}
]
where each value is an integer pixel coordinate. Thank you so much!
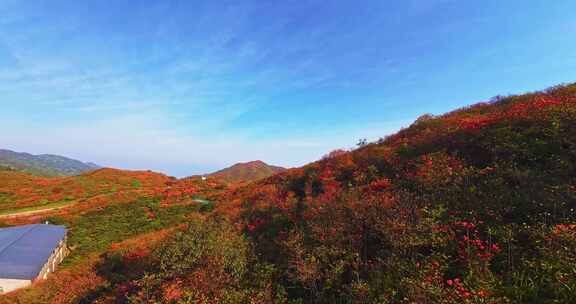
[{"left": 5, "top": 0, "right": 571, "bottom": 177}]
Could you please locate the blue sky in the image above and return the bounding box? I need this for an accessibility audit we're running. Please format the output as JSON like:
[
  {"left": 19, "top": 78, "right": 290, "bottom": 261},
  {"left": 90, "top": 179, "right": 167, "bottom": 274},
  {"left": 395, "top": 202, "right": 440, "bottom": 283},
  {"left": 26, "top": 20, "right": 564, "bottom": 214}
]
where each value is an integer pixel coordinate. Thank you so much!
[{"left": 1, "top": 0, "right": 575, "bottom": 176}]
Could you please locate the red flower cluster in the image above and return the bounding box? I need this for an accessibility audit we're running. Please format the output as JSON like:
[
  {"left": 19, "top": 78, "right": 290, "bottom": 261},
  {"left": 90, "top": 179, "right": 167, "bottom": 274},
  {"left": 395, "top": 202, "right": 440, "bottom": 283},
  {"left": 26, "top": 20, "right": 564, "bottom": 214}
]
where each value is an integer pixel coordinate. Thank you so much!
[
  {"left": 446, "top": 278, "right": 471, "bottom": 298},
  {"left": 452, "top": 94, "right": 574, "bottom": 133},
  {"left": 533, "top": 96, "right": 563, "bottom": 109},
  {"left": 369, "top": 178, "right": 392, "bottom": 192},
  {"left": 479, "top": 166, "right": 496, "bottom": 174},
  {"left": 163, "top": 279, "right": 184, "bottom": 301},
  {"left": 454, "top": 221, "right": 477, "bottom": 230},
  {"left": 446, "top": 278, "right": 490, "bottom": 299},
  {"left": 459, "top": 236, "right": 501, "bottom": 260},
  {"left": 454, "top": 221, "right": 501, "bottom": 261},
  {"left": 458, "top": 115, "right": 497, "bottom": 131},
  {"left": 553, "top": 224, "right": 576, "bottom": 234},
  {"left": 247, "top": 218, "right": 265, "bottom": 232}
]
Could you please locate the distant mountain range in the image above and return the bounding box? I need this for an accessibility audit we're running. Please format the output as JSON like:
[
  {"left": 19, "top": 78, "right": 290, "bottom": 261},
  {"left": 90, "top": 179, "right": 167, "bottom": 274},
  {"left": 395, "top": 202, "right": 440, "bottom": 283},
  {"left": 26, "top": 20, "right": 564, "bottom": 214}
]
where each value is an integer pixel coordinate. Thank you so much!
[
  {"left": 0, "top": 149, "right": 100, "bottom": 177},
  {"left": 207, "top": 160, "right": 286, "bottom": 183}
]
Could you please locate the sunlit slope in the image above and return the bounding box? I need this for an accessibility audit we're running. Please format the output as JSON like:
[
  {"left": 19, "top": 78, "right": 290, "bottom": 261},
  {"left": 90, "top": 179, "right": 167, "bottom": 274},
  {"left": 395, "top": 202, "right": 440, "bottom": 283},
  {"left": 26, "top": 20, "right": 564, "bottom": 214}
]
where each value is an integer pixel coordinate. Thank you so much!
[
  {"left": 208, "top": 160, "right": 286, "bottom": 184},
  {"left": 0, "top": 168, "right": 172, "bottom": 214}
]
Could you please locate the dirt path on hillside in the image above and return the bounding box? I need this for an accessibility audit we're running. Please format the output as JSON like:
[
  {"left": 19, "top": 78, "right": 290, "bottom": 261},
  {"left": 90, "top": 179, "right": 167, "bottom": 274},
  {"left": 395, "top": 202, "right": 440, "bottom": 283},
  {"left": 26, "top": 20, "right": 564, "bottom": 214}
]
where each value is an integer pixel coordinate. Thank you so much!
[
  {"left": 0, "top": 204, "right": 75, "bottom": 219},
  {"left": 0, "top": 189, "right": 159, "bottom": 219}
]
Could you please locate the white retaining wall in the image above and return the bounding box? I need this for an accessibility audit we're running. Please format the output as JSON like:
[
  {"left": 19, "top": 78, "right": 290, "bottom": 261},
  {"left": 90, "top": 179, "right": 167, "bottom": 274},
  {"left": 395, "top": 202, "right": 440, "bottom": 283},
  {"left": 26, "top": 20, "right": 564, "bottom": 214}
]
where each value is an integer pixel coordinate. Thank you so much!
[{"left": 0, "top": 278, "right": 31, "bottom": 294}]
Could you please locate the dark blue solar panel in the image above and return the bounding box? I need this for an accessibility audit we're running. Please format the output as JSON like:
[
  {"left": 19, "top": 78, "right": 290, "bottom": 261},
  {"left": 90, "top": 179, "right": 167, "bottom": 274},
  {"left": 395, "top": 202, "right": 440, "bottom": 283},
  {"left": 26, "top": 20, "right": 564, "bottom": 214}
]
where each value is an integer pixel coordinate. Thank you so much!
[{"left": 0, "top": 224, "right": 66, "bottom": 280}]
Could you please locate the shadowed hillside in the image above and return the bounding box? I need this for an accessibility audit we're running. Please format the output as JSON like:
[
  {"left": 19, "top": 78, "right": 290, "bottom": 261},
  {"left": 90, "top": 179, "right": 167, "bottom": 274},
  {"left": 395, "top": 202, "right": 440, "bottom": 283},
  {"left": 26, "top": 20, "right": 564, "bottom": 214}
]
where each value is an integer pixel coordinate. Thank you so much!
[{"left": 216, "top": 83, "right": 576, "bottom": 303}]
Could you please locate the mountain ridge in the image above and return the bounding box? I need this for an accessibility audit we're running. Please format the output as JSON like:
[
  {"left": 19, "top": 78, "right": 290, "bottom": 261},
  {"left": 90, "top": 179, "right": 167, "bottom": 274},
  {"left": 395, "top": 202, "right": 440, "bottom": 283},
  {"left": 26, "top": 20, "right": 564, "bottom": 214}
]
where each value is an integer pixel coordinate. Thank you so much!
[
  {"left": 207, "top": 160, "right": 286, "bottom": 183},
  {"left": 0, "top": 149, "right": 100, "bottom": 177}
]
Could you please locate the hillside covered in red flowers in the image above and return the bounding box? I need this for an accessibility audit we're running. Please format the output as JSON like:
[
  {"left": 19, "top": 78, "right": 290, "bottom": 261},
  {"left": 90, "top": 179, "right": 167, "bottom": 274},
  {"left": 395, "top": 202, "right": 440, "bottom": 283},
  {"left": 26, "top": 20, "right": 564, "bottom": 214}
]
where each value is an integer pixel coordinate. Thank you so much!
[
  {"left": 137, "top": 82, "right": 574, "bottom": 304},
  {"left": 1, "top": 83, "right": 575, "bottom": 304},
  {"left": 214, "top": 83, "right": 576, "bottom": 303}
]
